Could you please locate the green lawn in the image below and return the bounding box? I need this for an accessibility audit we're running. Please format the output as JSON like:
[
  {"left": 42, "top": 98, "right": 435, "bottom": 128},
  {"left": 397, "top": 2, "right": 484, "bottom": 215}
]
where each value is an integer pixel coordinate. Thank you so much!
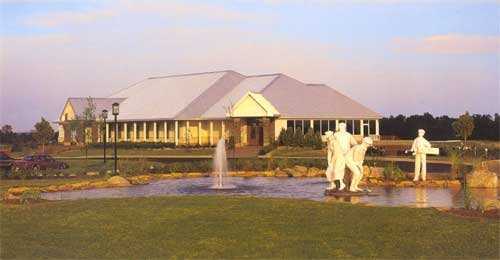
[
  {"left": 54, "top": 147, "right": 214, "bottom": 157},
  {"left": 1, "top": 196, "right": 498, "bottom": 259}
]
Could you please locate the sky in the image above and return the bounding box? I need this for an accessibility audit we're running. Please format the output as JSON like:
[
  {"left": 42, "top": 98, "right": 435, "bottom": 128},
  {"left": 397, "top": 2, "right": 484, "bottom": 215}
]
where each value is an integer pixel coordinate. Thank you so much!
[{"left": 0, "top": 0, "right": 499, "bottom": 132}]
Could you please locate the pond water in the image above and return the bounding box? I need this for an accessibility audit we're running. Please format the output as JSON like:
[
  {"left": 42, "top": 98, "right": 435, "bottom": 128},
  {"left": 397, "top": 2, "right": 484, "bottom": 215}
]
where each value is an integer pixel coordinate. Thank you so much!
[{"left": 42, "top": 177, "right": 498, "bottom": 208}]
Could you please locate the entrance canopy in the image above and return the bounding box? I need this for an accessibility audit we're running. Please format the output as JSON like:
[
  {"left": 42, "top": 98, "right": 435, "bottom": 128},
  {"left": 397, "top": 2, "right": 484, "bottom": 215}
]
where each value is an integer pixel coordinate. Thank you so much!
[{"left": 228, "top": 92, "right": 280, "bottom": 118}]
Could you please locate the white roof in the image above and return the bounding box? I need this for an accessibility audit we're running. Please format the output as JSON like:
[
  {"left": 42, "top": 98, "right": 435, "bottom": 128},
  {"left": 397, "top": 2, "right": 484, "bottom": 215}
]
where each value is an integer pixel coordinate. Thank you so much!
[
  {"left": 202, "top": 74, "right": 279, "bottom": 118},
  {"left": 110, "top": 71, "right": 227, "bottom": 120},
  {"left": 65, "top": 70, "right": 381, "bottom": 121}
]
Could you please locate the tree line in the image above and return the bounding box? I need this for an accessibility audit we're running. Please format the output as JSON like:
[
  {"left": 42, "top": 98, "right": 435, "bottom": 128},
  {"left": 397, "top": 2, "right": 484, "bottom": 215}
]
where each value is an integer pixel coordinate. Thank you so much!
[{"left": 380, "top": 112, "right": 499, "bottom": 141}]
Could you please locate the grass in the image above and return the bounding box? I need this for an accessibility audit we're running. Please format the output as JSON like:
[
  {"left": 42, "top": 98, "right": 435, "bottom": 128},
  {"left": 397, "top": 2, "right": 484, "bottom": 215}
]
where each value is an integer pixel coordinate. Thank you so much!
[
  {"left": 9, "top": 147, "right": 214, "bottom": 158},
  {"left": 1, "top": 196, "right": 498, "bottom": 259},
  {"left": 55, "top": 147, "right": 214, "bottom": 157}
]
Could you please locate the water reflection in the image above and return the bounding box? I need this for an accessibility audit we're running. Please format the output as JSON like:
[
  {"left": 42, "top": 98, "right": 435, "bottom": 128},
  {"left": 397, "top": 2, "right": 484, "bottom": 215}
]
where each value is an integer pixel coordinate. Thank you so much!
[{"left": 42, "top": 177, "right": 499, "bottom": 209}]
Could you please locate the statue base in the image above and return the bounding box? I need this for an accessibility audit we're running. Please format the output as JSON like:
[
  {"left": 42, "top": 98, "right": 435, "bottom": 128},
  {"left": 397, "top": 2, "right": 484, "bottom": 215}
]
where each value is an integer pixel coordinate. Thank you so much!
[{"left": 324, "top": 189, "right": 379, "bottom": 197}]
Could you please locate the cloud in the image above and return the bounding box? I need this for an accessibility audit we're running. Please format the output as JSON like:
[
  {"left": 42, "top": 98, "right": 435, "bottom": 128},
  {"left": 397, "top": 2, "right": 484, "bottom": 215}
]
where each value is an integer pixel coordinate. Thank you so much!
[
  {"left": 24, "top": 8, "right": 118, "bottom": 27},
  {"left": 22, "top": 0, "right": 269, "bottom": 28},
  {"left": 242, "top": 0, "right": 500, "bottom": 5},
  {"left": 392, "top": 34, "right": 500, "bottom": 54}
]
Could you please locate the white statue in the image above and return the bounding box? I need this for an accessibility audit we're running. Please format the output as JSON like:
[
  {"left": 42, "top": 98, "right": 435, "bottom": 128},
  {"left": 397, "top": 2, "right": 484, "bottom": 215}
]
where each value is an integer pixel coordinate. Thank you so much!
[
  {"left": 324, "top": 130, "right": 335, "bottom": 190},
  {"left": 346, "top": 137, "right": 373, "bottom": 192},
  {"left": 332, "top": 122, "right": 357, "bottom": 190},
  {"left": 411, "top": 129, "right": 431, "bottom": 181}
]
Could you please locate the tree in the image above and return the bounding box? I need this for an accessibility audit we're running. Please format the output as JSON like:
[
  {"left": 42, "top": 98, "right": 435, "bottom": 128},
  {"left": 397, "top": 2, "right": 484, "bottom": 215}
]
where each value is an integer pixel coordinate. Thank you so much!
[
  {"left": 452, "top": 111, "right": 474, "bottom": 144},
  {"left": 33, "top": 118, "right": 54, "bottom": 152},
  {"left": 0, "top": 125, "right": 14, "bottom": 143}
]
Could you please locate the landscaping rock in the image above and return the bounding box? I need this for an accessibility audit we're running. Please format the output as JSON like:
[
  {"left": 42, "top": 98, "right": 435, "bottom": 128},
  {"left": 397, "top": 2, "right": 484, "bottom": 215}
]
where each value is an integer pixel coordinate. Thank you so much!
[
  {"left": 186, "top": 172, "right": 204, "bottom": 178},
  {"left": 107, "top": 176, "right": 132, "bottom": 187},
  {"left": 7, "top": 187, "right": 30, "bottom": 196},
  {"left": 127, "top": 175, "right": 152, "bottom": 185},
  {"left": 170, "top": 173, "right": 184, "bottom": 179},
  {"left": 71, "top": 181, "right": 91, "bottom": 190},
  {"left": 86, "top": 171, "right": 99, "bottom": 177},
  {"left": 275, "top": 169, "right": 289, "bottom": 177},
  {"left": 307, "top": 167, "right": 322, "bottom": 177},
  {"left": 42, "top": 185, "right": 59, "bottom": 192},
  {"left": 91, "top": 181, "right": 110, "bottom": 189},
  {"left": 68, "top": 173, "right": 77, "bottom": 178},
  {"left": 363, "top": 166, "right": 383, "bottom": 179},
  {"left": 262, "top": 171, "right": 275, "bottom": 177},
  {"left": 57, "top": 184, "right": 74, "bottom": 191},
  {"left": 396, "top": 181, "right": 415, "bottom": 187},
  {"left": 293, "top": 165, "right": 308, "bottom": 174},
  {"left": 467, "top": 169, "right": 498, "bottom": 188}
]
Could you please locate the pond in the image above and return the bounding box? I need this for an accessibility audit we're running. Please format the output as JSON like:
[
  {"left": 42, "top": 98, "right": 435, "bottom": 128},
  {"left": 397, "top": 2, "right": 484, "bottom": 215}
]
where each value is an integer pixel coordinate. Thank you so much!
[{"left": 42, "top": 177, "right": 497, "bottom": 209}]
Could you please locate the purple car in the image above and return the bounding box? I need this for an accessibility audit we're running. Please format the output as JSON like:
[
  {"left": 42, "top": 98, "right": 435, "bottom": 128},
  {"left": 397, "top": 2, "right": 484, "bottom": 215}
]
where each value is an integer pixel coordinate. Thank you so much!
[{"left": 12, "top": 154, "right": 68, "bottom": 172}]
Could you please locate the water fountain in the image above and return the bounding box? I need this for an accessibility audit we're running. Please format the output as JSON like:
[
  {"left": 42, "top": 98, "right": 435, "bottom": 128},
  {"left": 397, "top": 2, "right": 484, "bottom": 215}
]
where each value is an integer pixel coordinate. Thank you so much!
[{"left": 210, "top": 138, "right": 236, "bottom": 189}]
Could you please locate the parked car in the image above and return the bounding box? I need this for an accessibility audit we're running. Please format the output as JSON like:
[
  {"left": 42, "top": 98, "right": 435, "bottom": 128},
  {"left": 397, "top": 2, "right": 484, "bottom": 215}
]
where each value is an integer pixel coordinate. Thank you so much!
[
  {"left": 0, "top": 151, "right": 16, "bottom": 171},
  {"left": 12, "top": 154, "right": 68, "bottom": 172}
]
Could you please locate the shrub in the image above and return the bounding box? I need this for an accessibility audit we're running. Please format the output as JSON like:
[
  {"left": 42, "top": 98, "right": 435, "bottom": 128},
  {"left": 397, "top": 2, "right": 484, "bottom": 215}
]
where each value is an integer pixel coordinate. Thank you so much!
[
  {"left": 383, "top": 162, "right": 405, "bottom": 182},
  {"left": 20, "top": 189, "right": 42, "bottom": 204},
  {"left": 89, "top": 142, "right": 177, "bottom": 149},
  {"left": 277, "top": 127, "right": 323, "bottom": 149}
]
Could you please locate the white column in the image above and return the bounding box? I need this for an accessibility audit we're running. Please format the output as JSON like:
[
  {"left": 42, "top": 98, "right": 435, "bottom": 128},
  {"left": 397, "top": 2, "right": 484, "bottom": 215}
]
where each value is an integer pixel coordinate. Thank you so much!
[
  {"left": 164, "top": 121, "right": 168, "bottom": 143},
  {"left": 153, "top": 122, "right": 157, "bottom": 142},
  {"left": 375, "top": 119, "right": 380, "bottom": 136},
  {"left": 174, "top": 121, "right": 179, "bottom": 146},
  {"left": 335, "top": 120, "right": 339, "bottom": 131},
  {"left": 186, "top": 121, "right": 190, "bottom": 144},
  {"left": 198, "top": 121, "right": 202, "bottom": 145},
  {"left": 123, "top": 123, "right": 128, "bottom": 141},
  {"left": 310, "top": 120, "right": 314, "bottom": 131},
  {"left": 221, "top": 121, "right": 225, "bottom": 138},
  {"left": 209, "top": 121, "right": 214, "bottom": 146},
  {"left": 360, "top": 120, "right": 364, "bottom": 136},
  {"left": 97, "top": 126, "right": 101, "bottom": 142},
  {"left": 143, "top": 122, "right": 147, "bottom": 142},
  {"left": 105, "top": 123, "right": 109, "bottom": 142},
  {"left": 133, "top": 122, "right": 137, "bottom": 142}
]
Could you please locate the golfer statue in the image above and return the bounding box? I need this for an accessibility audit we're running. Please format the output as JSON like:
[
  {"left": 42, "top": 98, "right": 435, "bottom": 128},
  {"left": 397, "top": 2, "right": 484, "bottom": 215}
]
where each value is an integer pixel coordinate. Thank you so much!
[
  {"left": 332, "top": 122, "right": 357, "bottom": 191},
  {"left": 345, "top": 137, "right": 373, "bottom": 192},
  {"left": 411, "top": 129, "right": 432, "bottom": 181}
]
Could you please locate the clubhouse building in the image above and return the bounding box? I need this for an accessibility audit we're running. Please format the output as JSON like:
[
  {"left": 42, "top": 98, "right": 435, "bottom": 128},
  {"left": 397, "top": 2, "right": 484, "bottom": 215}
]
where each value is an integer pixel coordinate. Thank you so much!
[{"left": 58, "top": 70, "right": 381, "bottom": 147}]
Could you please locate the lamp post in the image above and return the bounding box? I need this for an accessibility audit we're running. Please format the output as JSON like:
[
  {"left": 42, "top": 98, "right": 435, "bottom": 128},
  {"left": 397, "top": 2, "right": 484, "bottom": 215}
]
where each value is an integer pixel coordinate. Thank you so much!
[
  {"left": 101, "top": 109, "right": 108, "bottom": 163},
  {"left": 112, "top": 103, "right": 120, "bottom": 176}
]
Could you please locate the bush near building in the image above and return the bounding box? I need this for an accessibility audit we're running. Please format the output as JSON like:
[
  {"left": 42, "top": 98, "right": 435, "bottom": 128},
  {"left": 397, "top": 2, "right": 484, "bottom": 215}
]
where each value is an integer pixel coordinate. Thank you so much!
[{"left": 277, "top": 128, "right": 323, "bottom": 149}]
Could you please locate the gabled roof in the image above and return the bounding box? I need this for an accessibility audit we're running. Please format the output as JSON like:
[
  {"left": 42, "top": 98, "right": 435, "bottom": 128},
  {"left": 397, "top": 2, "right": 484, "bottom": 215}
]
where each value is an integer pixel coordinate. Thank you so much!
[
  {"left": 67, "top": 97, "right": 126, "bottom": 118},
  {"left": 229, "top": 92, "right": 280, "bottom": 117},
  {"left": 63, "top": 70, "right": 381, "bottom": 121}
]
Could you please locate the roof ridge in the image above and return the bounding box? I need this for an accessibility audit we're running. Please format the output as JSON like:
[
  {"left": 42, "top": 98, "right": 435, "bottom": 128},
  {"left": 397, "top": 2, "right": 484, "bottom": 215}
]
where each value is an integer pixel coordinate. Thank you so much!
[
  {"left": 245, "top": 73, "right": 282, "bottom": 78},
  {"left": 147, "top": 70, "right": 241, "bottom": 80}
]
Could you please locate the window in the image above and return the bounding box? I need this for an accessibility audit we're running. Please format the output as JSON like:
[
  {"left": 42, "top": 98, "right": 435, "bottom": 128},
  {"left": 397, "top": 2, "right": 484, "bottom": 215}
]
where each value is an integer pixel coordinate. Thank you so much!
[
  {"left": 295, "top": 120, "right": 303, "bottom": 133},
  {"left": 303, "top": 120, "right": 311, "bottom": 133},
  {"left": 369, "top": 120, "right": 376, "bottom": 135},
  {"left": 346, "top": 120, "right": 353, "bottom": 133},
  {"left": 287, "top": 120, "right": 294, "bottom": 130},
  {"left": 354, "top": 120, "right": 361, "bottom": 135},
  {"left": 313, "top": 120, "right": 321, "bottom": 133},
  {"left": 329, "top": 120, "right": 336, "bottom": 131},
  {"left": 321, "top": 120, "right": 328, "bottom": 134}
]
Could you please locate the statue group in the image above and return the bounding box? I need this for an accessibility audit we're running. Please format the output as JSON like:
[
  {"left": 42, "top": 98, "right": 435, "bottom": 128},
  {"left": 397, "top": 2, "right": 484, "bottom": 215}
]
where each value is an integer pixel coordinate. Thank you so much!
[
  {"left": 325, "top": 125, "right": 438, "bottom": 193},
  {"left": 325, "top": 122, "right": 373, "bottom": 192}
]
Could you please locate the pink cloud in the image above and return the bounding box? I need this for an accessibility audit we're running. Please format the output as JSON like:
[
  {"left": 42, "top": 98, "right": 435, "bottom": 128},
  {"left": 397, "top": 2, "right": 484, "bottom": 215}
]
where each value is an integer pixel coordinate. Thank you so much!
[{"left": 392, "top": 34, "right": 500, "bottom": 54}]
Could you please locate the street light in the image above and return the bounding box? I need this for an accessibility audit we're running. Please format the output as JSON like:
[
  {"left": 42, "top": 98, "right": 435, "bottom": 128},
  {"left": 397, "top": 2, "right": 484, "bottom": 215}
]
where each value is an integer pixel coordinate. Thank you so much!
[
  {"left": 112, "top": 103, "right": 119, "bottom": 176},
  {"left": 101, "top": 109, "right": 108, "bottom": 163}
]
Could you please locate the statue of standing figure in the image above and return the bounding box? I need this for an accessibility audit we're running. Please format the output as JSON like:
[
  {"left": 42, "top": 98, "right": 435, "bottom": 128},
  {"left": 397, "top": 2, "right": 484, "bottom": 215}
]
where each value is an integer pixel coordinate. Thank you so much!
[
  {"left": 346, "top": 137, "right": 373, "bottom": 192},
  {"left": 324, "top": 130, "right": 336, "bottom": 190},
  {"left": 332, "top": 122, "right": 357, "bottom": 191},
  {"left": 411, "top": 129, "right": 432, "bottom": 181}
]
